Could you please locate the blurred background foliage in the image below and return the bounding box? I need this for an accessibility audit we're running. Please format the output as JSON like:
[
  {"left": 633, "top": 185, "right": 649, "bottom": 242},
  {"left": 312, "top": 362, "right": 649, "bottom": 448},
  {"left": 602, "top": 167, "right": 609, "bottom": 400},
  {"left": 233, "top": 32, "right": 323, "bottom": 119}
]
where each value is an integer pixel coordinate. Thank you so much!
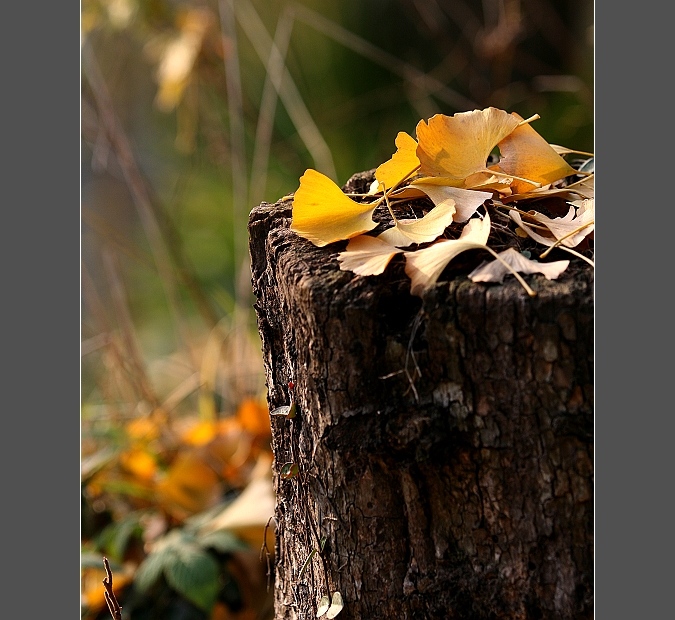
[{"left": 81, "top": 1, "right": 592, "bottom": 618}]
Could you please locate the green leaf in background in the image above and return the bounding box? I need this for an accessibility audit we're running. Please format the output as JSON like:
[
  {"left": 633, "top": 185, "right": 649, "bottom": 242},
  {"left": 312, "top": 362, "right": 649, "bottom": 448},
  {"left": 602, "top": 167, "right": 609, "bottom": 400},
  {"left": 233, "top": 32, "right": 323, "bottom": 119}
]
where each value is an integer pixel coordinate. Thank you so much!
[
  {"left": 134, "top": 548, "right": 169, "bottom": 593},
  {"left": 164, "top": 541, "right": 220, "bottom": 612},
  {"left": 96, "top": 514, "right": 142, "bottom": 562},
  {"left": 198, "top": 529, "right": 248, "bottom": 554}
]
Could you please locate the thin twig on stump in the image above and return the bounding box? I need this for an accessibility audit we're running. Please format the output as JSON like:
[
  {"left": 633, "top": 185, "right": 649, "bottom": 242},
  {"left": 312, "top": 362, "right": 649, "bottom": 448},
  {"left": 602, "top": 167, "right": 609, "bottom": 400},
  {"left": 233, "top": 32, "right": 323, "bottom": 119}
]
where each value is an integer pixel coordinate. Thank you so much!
[{"left": 102, "top": 557, "right": 123, "bottom": 620}]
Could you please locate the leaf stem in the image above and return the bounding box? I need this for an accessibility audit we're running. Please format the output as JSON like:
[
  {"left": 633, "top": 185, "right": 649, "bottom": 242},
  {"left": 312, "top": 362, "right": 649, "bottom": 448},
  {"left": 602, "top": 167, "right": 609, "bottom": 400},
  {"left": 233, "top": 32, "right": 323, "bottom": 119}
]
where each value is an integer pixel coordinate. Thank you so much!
[
  {"left": 517, "top": 113, "right": 540, "bottom": 127},
  {"left": 371, "top": 164, "right": 422, "bottom": 219},
  {"left": 554, "top": 246, "right": 595, "bottom": 267},
  {"left": 565, "top": 173, "right": 595, "bottom": 189},
  {"left": 382, "top": 185, "right": 398, "bottom": 223}
]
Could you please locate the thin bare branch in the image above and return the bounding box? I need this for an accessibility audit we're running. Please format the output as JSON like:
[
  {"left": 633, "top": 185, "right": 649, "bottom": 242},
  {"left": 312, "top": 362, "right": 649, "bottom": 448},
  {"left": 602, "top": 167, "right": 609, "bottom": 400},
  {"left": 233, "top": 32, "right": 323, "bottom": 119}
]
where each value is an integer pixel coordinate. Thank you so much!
[
  {"left": 249, "top": 7, "right": 296, "bottom": 208},
  {"left": 102, "top": 247, "right": 160, "bottom": 408},
  {"left": 290, "top": 3, "right": 478, "bottom": 111},
  {"left": 234, "top": 0, "right": 337, "bottom": 181},
  {"left": 82, "top": 44, "right": 188, "bottom": 346},
  {"left": 217, "top": 0, "right": 256, "bottom": 398},
  {"left": 82, "top": 263, "right": 141, "bottom": 413}
]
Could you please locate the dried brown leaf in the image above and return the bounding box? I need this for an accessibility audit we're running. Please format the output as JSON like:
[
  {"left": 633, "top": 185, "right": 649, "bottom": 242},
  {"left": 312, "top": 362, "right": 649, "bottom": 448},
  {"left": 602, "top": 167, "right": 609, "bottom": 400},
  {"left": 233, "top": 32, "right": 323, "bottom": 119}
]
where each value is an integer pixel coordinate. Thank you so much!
[
  {"left": 409, "top": 182, "right": 493, "bottom": 222},
  {"left": 468, "top": 247, "right": 569, "bottom": 283},
  {"left": 509, "top": 199, "right": 594, "bottom": 248}
]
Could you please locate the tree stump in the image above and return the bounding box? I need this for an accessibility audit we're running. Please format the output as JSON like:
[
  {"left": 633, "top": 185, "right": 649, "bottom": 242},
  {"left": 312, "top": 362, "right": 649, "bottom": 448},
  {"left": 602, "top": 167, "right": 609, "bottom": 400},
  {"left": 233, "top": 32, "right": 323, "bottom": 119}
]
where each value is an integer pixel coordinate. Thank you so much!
[{"left": 248, "top": 171, "right": 593, "bottom": 620}]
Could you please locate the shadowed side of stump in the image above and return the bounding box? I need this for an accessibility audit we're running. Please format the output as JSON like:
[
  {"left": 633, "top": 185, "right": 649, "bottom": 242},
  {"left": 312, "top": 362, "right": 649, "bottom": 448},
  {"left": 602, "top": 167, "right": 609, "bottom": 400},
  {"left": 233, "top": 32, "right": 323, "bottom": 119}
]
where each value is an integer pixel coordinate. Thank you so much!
[{"left": 248, "top": 171, "right": 593, "bottom": 620}]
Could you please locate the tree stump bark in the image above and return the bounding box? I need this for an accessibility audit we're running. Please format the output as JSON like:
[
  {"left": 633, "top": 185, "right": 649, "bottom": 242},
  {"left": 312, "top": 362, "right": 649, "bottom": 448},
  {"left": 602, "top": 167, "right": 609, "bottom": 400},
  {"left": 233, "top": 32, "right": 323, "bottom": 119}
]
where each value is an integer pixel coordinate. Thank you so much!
[{"left": 248, "top": 171, "right": 593, "bottom": 620}]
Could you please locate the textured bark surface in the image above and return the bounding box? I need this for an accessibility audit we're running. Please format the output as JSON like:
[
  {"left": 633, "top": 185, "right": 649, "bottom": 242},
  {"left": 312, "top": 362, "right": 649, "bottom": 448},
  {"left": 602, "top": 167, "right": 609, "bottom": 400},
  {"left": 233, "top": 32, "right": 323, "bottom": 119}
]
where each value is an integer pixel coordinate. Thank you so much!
[{"left": 248, "top": 171, "right": 593, "bottom": 620}]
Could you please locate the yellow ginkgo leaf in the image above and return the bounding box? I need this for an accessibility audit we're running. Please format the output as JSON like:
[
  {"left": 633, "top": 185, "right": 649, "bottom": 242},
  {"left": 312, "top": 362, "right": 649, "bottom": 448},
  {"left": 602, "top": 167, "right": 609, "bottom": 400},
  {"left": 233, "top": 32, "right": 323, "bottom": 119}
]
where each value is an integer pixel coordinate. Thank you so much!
[
  {"left": 374, "top": 132, "right": 421, "bottom": 190},
  {"left": 415, "top": 108, "right": 520, "bottom": 180},
  {"left": 291, "top": 169, "right": 378, "bottom": 247},
  {"left": 378, "top": 202, "right": 456, "bottom": 247},
  {"left": 495, "top": 114, "right": 576, "bottom": 194},
  {"left": 404, "top": 214, "right": 492, "bottom": 296},
  {"left": 337, "top": 235, "right": 403, "bottom": 275},
  {"left": 409, "top": 182, "right": 493, "bottom": 222}
]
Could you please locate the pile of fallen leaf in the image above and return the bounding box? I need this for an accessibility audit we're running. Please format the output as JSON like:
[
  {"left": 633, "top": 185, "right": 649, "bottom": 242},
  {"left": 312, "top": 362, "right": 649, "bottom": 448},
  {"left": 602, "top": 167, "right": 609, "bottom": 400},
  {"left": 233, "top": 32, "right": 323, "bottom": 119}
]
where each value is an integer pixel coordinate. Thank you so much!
[
  {"left": 289, "top": 107, "right": 594, "bottom": 297},
  {"left": 81, "top": 400, "right": 276, "bottom": 619}
]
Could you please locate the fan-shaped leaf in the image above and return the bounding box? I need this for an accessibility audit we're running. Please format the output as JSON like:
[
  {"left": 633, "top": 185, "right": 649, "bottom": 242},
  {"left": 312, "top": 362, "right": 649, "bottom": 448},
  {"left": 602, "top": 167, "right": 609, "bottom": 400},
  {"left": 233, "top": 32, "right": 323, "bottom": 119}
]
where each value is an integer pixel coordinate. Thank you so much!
[
  {"left": 375, "top": 131, "right": 420, "bottom": 190},
  {"left": 291, "top": 169, "right": 378, "bottom": 246},
  {"left": 495, "top": 114, "right": 576, "bottom": 193},
  {"left": 415, "top": 108, "right": 520, "bottom": 180},
  {"left": 378, "top": 202, "right": 456, "bottom": 247},
  {"left": 337, "top": 235, "right": 403, "bottom": 275},
  {"left": 409, "top": 182, "right": 493, "bottom": 222},
  {"left": 404, "top": 214, "right": 492, "bottom": 296}
]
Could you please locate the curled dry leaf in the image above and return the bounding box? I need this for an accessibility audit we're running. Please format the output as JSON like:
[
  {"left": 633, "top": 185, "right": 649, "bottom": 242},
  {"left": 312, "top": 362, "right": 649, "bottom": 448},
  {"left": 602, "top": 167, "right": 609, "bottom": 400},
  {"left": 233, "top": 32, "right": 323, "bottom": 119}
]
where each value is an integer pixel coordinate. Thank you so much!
[
  {"left": 378, "top": 202, "right": 456, "bottom": 247},
  {"left": 407, "top": 182, "right": 493, "bottom": 222},
  {"left": 291, "top": 169, "right": 378, "bottom": 246},
  {"left": 509, "top": 199, "right": 594, "bottom": 248},
  {"left": 374, "top": 131, "right": 420, "bottom": 190},
  {"left": 463, "top": 172, "right": 514, "bottom": 194},
  {"left": 404, "top": 213, "right": 492, "bottom": 296},
  {"left": 337, "top": 235, "right": 403, "bottom": 276},
  {"left": 494, "top": 113, "right": 576, "bottom": 194},
  {"left": 468, "top": 247, "right": 569, "bottom": 283},
  {"left": 504, "top": 172, "right": 594, "bottom": 202},
  {"left": 565, "top": 174, "right": 594, "bottom": 200},
  {"left": 415, "top": 108, "right": 520, "bottom": 181}
]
